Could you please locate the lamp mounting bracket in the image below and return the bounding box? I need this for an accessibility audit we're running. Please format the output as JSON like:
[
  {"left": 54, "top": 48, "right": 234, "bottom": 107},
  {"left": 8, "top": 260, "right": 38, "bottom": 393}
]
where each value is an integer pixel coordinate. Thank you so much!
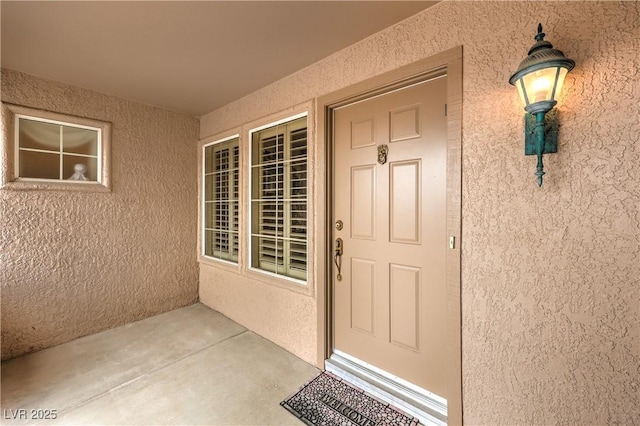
[{"left": 525, "top": 108, "right": 558, "bottom": 155}]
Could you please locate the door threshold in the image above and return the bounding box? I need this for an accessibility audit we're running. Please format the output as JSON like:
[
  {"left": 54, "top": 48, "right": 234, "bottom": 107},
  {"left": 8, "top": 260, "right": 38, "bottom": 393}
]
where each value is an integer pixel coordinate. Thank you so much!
[{"left": 326, "top": 350, "right": 447, "bottom": 426}]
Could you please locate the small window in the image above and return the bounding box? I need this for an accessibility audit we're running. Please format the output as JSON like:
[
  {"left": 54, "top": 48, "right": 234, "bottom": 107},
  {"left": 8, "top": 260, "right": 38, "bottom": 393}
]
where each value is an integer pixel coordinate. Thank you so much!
[
  {"left": 16, "top": 117, "right": 101, "bottom": 181},
  {"left": 250, "top": 115, "right": 307, "bottom": 282},
  {"left": 2, "top": 104, "right": 111, "bottom": 191},
  {"left": 203, "top": 136, "right": 240, "bottom": 263}
]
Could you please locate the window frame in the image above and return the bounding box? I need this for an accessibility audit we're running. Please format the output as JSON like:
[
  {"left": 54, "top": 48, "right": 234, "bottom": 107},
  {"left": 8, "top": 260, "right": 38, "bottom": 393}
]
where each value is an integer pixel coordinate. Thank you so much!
[
  {"left": 1, "top": 103, "right": 111, "bottom": 192},
  {"left": 248, "top": 112, "right": 309, "bottom": 285},
  {"left": 201, "top": 134, "right": 241, "bottom": 265},
  {"left": 197, "top": 102, "right": 315, "bottom": 296}
]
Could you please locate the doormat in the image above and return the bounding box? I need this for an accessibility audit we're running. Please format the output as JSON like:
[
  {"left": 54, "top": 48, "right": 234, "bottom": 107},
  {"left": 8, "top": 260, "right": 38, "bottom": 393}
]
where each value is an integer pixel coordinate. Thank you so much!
[{"left": 281, "top": 372, "right": 420, "bottom": 426}]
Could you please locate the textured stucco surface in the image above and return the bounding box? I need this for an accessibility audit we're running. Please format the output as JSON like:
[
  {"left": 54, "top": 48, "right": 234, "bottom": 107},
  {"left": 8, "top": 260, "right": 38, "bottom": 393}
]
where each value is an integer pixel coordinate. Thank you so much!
[
  {"left": 200, "top": 1, "right": 639, "bottom": 424},
  {"left": 199, "top": 265, "right": 317, "bottom": 365},
  {"left": 1, "top": 69, "right": 199, "bottom": 360}
]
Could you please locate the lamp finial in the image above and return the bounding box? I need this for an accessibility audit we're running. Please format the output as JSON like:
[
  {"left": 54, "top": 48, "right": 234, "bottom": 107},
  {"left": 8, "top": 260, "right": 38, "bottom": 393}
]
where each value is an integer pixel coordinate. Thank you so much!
[{"left": 534, "top": 24, "right": 546, "bottom": 43}]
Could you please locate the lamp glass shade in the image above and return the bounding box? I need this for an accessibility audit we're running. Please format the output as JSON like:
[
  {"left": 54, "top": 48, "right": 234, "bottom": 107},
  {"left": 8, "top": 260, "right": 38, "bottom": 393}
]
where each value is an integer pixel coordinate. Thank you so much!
[{"left": 516, "top": 66, "right": 568, "bottom": 109}]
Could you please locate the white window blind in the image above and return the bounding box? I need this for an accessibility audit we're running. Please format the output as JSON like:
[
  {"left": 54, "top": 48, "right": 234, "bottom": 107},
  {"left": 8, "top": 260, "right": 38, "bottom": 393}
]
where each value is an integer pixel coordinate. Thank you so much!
[
  {"left": 203, "top": 137, "right": 240, "bottom": 262},
  {"left": 250, "top": 116, "right": 307, "bottom": 281}
]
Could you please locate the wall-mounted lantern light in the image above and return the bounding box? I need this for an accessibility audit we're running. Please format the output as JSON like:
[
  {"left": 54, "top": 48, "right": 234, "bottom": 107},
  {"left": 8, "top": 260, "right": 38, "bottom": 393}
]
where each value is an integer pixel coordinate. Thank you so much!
[{"left": 509, "top": 24, "right": 575, "bottom": 186}]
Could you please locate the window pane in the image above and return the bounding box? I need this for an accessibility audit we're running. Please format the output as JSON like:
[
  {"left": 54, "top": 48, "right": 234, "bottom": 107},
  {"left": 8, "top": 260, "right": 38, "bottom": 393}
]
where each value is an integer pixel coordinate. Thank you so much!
[
  {"left": 289, "top": 201, "right": 307, "bottom": 240},
  {"left": 19, "top": 119, "right": 60, "bottom": 152},
  {"left": 204, "top": 202, "right": 214, "bottom": 229},
  {"left": 251, "top": 236, "right": 281, "bottom": 273},
  {"left": 19, "top": 150, "right": 60, "bottom": 179},
  {"left": 231, "top": 232, "right": 239, "bottom": 259},
  {"left": 231, "top": 200, "right": 239, "bottom": 232},
  {"left": 204, "top": 145, "right": 214, "bottom": 174},
  {"left": 252, "top": 200, "right": 284, "bottom": 237},
  {"left": 288, "top": 240, "right": 307, "bottom": 280},
  {"left": 63, "top": 126, "right": 98, "bottom": 155},
  {"left": 204, "top": 230, "right": 214, "bottom": 257},
  {"left": 63, "top": 155, "right": 98, "bottom": 181},
  {"left": 290, "top": 159, "right": 307, "bottom": 199},
  {"left": 215, "top": 201, "right": 229, "bottom": 230},
  {"left": 215, "top": 231, "right": 230, "bottom": 257},
  {"left": 204, "top": 174, "right": 214, "bottom": 201},
  {"left": 290, "top": 127, "right": 307, "bottom": 159},
  {"left": 215, "top": 167, "right": 229, "bottom": 200}
]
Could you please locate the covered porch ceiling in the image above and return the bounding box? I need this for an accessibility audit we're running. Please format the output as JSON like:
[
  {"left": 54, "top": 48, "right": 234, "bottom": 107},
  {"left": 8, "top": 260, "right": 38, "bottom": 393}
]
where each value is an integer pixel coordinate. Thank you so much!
[{"left": 1, "top": 1, "right": 439, "bottom": 116}]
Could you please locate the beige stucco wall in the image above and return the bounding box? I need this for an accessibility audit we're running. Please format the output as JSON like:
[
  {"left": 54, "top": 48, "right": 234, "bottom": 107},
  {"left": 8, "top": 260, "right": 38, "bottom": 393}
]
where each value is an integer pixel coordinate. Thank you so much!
[
  {"left": 200, "top": 1, "right": 639, "bottom": 424},
  {"left": 1, "top": 69, "right": 200, "bottom": 360}
]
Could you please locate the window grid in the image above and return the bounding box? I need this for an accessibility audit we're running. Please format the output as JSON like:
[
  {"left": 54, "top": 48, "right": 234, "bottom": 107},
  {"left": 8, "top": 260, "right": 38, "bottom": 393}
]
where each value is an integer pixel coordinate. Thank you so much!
[
  {"left": 15, "top": 116, "right": 101, "bottom": 182},
  {"left": 250, "top": 116, "right": 307, "bottom": 281},
  {"left": 203, "top": 138, "right": 240, "bottom": 262}
]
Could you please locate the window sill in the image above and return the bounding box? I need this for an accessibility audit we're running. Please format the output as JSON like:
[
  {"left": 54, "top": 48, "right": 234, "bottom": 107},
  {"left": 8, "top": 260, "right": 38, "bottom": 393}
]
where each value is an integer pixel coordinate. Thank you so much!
[
  {"left": 198, "top": 255, "right": 241, "bottom": 275},
  {"left": 243, "top": 267, "right": 313, "bottom": 297},
  {"left": 197, "top": 256, "right": 313, "bottom": 297},
  {"left": 1, "top": 179, "right": 111, "bottom": 193}
]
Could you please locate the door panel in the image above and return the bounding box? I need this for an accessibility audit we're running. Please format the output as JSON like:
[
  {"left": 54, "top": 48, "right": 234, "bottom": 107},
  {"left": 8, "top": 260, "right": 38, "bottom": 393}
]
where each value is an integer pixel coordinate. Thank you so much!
[
  {"left": 350, "top": 257, "right": 375, "bottom": 334},
  {"left": 350, "top": 165, "right": 376, "bottom": 240},
  {"left": 389, "top": 263, "right": 421, "bottom": 351},
  {"left": 390, "top": 105, "right": 421, "bottom": 142},
  {"left": 351, "top": 118, "right": 376, "bottom": 149},
  {"left": 390, "top": 160, "right": 421, "bottom": 243},
  {"left": 333, "top": 75, "right": 447, "bottom": 396}
]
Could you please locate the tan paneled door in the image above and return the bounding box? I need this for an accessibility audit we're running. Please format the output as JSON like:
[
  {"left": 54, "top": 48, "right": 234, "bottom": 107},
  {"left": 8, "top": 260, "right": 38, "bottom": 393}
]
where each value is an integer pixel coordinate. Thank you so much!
[{"left": 333, "top": 75, "right": 448, "bottom": 397}]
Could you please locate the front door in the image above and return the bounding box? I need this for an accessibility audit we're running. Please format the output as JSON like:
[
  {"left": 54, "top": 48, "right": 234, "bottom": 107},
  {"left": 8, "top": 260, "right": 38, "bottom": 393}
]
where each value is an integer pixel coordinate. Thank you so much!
[{"left": 333, "top": 74, "right": 448, "bottom": 397}]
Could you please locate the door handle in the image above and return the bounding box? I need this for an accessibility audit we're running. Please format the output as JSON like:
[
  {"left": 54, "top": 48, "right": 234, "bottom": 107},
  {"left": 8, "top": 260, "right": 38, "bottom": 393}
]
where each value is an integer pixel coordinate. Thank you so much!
[{"left": 334, "top": 238, "right": 343, "bottom": 282}]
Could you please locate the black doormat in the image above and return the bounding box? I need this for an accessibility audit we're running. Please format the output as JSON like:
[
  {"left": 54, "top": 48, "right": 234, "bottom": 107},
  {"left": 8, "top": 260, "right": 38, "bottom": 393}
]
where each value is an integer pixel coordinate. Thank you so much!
[{"left": 281, "top": 372, "right": 420, "bottom": 426}]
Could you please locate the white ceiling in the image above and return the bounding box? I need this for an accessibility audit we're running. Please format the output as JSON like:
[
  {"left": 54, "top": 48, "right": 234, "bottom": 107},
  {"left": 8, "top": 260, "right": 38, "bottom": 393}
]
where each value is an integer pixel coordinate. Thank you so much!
[{"left": 1, "top": 1, "right": 438, "bottom": 116}]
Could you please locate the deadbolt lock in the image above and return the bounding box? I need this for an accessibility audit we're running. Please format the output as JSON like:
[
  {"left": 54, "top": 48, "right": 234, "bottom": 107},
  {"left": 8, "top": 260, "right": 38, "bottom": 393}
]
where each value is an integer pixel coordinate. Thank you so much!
[{"left": 335, "top": 220, "right": 343, "bottom": 231}]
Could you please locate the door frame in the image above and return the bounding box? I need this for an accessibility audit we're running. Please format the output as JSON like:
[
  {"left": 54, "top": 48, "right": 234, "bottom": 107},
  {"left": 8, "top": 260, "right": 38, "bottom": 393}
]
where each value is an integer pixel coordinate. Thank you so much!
[{"left": 316, "top": 46, "right": 463, "bottom": 425}]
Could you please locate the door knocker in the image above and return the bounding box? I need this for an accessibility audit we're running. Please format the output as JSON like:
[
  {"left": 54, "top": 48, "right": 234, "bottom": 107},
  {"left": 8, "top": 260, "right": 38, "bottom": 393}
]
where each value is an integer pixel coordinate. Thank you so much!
[{"left": 377, "top": 144, "right": 388, "bottom": 165}]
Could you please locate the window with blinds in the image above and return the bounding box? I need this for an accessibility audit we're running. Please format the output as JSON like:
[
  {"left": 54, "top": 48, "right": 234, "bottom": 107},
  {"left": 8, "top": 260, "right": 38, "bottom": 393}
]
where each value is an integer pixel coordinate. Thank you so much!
[
  {"left": 250, "top": 116, "right": 307, "bottom": 281},
  {"left": 203, "top": 137, "right": 240, "bottom": 262}
]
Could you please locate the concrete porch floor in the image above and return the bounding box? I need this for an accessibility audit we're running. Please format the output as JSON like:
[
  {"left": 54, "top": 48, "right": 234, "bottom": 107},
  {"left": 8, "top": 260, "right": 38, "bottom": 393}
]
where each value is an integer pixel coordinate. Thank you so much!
[{"left": 1, "top": 303, "right": 320, "bottom": 425}]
